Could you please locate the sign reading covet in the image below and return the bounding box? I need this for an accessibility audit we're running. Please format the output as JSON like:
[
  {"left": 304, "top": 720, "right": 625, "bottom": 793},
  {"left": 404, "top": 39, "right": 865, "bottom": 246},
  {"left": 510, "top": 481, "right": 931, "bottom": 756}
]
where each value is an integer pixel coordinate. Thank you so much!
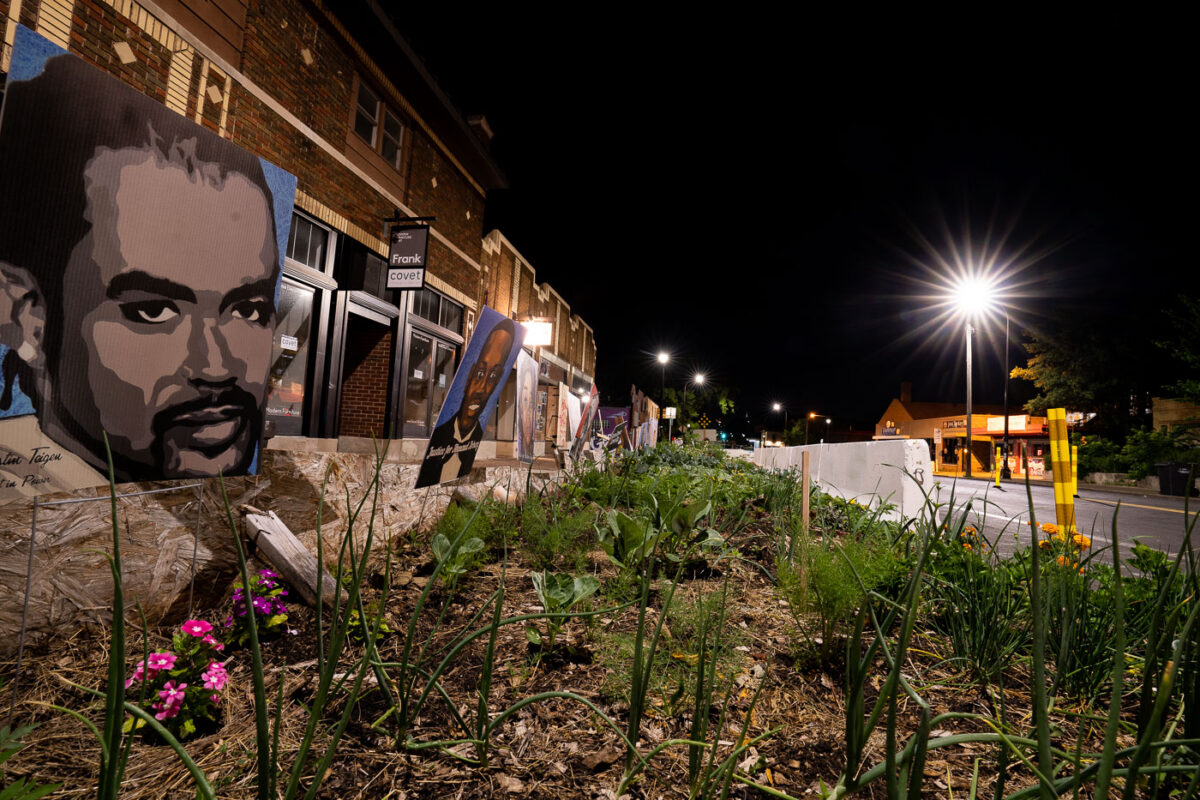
[{"left": 387, "top": 224, "right": 429, "bottom": 289}]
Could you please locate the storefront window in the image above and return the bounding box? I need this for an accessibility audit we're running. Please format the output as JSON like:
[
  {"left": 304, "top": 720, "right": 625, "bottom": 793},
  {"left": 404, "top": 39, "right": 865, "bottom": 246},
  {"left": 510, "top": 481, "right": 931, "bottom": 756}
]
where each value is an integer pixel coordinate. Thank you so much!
[{"left": 265, "top": 278, "right": 315, "bottom": 436}]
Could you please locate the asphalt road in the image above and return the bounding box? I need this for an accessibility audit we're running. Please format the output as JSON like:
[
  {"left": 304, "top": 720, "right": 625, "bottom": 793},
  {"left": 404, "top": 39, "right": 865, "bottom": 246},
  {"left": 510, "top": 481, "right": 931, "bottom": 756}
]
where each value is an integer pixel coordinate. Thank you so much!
[{"left": 926, "top": 478, "right": 1199, "bottom": 563}]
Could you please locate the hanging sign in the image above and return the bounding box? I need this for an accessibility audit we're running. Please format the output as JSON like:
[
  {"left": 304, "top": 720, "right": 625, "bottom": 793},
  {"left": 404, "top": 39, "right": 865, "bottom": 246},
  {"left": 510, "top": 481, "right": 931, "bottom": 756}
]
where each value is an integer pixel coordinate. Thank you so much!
[{"left": 387, "top": 224, "right": 429, "bottom": 289}]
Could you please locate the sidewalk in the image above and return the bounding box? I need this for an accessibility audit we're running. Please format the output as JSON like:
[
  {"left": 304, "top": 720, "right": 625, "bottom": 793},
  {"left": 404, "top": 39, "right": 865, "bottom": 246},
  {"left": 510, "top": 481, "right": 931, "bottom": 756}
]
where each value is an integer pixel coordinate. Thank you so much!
[{"left": 930, "top": 470, "right": 1176, "bottom": 500}]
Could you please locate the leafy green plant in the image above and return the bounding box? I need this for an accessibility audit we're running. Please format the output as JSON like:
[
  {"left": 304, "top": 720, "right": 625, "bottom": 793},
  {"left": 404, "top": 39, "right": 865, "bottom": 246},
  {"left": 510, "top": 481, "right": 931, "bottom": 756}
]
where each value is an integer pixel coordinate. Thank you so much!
[
  {"left": 778, "top": 532, "right": 903, "bottom": 665},
  {"left": 518, "top": 500, "right": 595, "bottom": 570},
  {"left": 430, "top": 531, "right": 484, "bottom": 593},
  {"left": 0, "top": 716, "right": 59, "bottom": 800},
  {"left": 525, "top": 571, "right": 600, "bottom": 652},
  {"left": 925, "top": 522, "right": 1030, "bottom": 685},
  {"left": 1121, "top": 425, "right": 1200, "bottom": 479},
  {"left": 596, "top": 509, "right": 659, "bottom": 569}
]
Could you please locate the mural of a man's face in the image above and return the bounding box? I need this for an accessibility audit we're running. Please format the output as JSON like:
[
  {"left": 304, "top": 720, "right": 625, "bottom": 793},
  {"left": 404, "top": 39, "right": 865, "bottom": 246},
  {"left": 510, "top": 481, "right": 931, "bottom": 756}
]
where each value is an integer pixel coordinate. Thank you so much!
[
  {"left": 47, "top": 148, "right": 277, "bottom": 478},
  {"left": 460, "top": 327, "right": 513, "bottom": 432}
]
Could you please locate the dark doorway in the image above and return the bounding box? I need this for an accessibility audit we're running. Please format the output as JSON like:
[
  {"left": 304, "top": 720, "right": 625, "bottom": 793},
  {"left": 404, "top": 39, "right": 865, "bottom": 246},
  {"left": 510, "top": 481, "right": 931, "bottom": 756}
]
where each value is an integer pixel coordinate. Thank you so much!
[{"left": 337, "top": 314, "right": 393, "bottom": 438}]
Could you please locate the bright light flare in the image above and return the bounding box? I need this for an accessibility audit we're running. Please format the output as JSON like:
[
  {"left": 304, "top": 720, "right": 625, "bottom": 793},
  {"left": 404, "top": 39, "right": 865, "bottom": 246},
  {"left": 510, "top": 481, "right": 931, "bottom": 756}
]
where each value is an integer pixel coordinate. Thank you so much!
[
  {"left": 657, "top": 352, "right": 670, "bottom": 364},
  {"left": 953, "top": 277, "right": 996, "bottom": 317},
  {"left": 772, "top": 402, "right": 782, "bottom": 412},
  {"left": 694, "top": 372, "right": 705, "bottom": 385}
]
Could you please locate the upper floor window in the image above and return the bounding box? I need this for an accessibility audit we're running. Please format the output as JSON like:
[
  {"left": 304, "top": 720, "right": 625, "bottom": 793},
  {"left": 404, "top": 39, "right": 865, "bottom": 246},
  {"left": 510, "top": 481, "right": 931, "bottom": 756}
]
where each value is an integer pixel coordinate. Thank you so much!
[{"left": 354, "top": 79, "right": 405, "bottom": 170}]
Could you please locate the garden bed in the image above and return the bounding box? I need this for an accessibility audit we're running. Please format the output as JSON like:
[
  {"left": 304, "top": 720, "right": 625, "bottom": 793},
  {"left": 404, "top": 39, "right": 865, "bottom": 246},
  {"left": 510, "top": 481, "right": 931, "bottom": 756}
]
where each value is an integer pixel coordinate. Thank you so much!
[{"left": 1, "top": 444, "right": 1195, "bottom": 799}]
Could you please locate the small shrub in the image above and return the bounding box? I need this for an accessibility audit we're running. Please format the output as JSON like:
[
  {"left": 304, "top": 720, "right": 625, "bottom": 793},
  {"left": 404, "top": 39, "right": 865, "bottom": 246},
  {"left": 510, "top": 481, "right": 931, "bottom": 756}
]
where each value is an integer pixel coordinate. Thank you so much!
[{"left": 778, "top": 533, "right": 903, "bottom": 665}]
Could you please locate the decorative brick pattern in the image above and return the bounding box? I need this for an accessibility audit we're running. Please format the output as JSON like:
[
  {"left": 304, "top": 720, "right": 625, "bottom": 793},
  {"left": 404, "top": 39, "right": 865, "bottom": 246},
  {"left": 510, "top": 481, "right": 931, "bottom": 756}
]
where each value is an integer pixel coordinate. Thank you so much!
[{"left": 338, "top": 320, "right": 392, "bottom": 438}]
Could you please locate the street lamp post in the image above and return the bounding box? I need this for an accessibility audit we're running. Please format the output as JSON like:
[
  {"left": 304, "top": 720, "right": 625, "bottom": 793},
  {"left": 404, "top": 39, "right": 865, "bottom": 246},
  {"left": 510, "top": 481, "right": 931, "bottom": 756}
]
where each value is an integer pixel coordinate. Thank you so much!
[
  {"left": 657, "top": 352, "right": 669, "bottom": 411},
  {"left": 773, "top": 402, "right": 787, "bottom": 442},
  {"left": 682, "top": 372, "right": 705, "bottom": 432},
  {"left": 1001, "top": 309, "right": 1011, "bottom": 479},
  {"left": 965, "top": 323, "right": 974, "bottom": 478},
  {"left": 805, "top": 412, "right": 831, "bottom": 445},
  {"left": 951, "top": 277, "right": 1003, "bottom": 481}
]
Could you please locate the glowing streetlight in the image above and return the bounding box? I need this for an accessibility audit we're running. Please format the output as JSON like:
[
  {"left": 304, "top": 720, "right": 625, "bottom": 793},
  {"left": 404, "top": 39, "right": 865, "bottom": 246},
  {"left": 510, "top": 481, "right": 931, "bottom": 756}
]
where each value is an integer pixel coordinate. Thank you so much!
[{"left": 772, "top": 402, "right": 787, "bottom": 438}]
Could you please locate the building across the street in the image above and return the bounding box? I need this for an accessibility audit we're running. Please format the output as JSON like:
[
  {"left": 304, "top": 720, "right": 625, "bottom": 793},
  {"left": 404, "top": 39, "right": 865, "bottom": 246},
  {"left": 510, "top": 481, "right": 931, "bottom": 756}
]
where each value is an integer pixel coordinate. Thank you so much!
[{"left": 874, "top": 383, "right": 1052, "bottom": 478}]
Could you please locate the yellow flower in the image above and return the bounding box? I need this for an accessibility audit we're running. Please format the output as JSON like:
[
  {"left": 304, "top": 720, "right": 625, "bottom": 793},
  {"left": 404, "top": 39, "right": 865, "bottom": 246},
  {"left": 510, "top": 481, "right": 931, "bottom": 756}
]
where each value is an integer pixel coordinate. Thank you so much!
[
  {"left": 1040, "top": 523, "right": 1059, "bottom": 535},
  {"left": 962, "top": 542, "right": 973, "bottom": 551},
  {"left": 1071, "top": 533, "right": 1091, "bottom": 549},
  {"left": 1038, "top": 539, "right": 1054, "bottom": 551}
]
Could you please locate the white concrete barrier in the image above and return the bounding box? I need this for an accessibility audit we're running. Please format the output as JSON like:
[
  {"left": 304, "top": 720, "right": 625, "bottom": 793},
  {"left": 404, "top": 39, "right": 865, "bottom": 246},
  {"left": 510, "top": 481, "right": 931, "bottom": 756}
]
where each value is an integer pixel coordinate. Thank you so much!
[{"left": 750, "top": 440, "right": 933, "bottom": 520}]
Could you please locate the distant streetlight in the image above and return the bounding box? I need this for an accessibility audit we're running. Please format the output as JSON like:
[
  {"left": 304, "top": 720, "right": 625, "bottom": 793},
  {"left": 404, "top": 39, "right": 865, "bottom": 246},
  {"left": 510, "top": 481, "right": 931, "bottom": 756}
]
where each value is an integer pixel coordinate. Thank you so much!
[
  {"left": 682, "top": 372, "right": 705, "bottom": 431},
  {"left": 657, "top": 352, "right": 669, "bottom": 411},
  {"left": 951, "top": 277, "right": 997, "bottom": 480},
  {"left": 773, "top": 402, "right": 787, "bottom": 438},
  {"left": 805, "top": 412, "right": 832, "bottom": 445}
]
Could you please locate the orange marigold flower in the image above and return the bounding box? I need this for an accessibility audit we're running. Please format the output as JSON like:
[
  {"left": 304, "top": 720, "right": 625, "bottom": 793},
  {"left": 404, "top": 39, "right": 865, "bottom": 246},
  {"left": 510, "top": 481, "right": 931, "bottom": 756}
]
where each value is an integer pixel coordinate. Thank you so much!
[
  {"left": 1041, "top": 523, "right": 1059, "bottom": 535},
  {"left": 962, "top": 543, "right": 973, "bottom": 551},
  {"left": 1038, "top": 539, "right": 1055, "bottom": 551},
  {"left": 1071, "top": 533, "right": 1091, "bottom": 549},
  {"left": 1055, "top": 555, "right": 1072, "bottom": 568}
]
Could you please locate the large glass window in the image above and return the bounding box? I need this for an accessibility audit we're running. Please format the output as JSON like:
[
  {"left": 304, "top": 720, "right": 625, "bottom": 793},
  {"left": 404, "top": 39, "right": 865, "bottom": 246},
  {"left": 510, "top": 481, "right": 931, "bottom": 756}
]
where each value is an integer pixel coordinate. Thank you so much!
[{"left": 265, "top": 278, "right": 315, "bottom": 436}]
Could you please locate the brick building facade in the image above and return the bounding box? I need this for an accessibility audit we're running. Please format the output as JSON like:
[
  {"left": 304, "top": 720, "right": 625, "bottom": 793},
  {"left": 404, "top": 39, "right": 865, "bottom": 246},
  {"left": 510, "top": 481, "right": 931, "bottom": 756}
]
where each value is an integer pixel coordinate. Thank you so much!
[{"left": 0, "top": 0, "right": 597, "bottom": 456}]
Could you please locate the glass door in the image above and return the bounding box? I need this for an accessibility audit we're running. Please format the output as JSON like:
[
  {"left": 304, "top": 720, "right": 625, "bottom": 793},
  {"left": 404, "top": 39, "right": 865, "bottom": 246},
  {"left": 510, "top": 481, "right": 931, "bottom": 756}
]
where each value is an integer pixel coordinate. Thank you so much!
[
  {"left": 401, "top": 328, "right": 458, "bottom": 438},
  {"left": 403, "top": 330, "right": 433, "bottom": 437}
]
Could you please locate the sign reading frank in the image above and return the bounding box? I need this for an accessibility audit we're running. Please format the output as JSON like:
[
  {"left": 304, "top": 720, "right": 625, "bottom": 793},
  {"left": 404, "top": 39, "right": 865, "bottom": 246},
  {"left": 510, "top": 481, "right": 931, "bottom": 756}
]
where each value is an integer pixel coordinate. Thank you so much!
[
  {"left": 386, "top": 225, "right": 429, "bottom": 290},
  {"left": 415, "top": 307, "right": 526, "bottom": 488},
  {"left": 0, "top": 26, "right": 297, "bottom": 498}
]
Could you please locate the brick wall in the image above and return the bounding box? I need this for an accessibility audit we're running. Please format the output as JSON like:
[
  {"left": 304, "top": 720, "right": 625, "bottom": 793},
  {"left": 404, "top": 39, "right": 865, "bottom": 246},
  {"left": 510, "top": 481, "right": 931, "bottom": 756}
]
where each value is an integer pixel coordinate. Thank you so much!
[
  {"left": 338, "top": 319, "right": 391, "bottom": 438},
  {"left": 71, "top": 0, "right": 172, "bottom": 103},
  {"left": 238, "top": 0, "right": 483, "bottom": 301}
]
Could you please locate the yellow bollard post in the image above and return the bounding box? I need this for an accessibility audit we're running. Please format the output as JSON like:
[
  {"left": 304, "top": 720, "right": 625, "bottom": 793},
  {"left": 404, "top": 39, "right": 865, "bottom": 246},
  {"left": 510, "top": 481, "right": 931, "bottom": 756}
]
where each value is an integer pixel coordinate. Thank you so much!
[
  {"left": 1071, "top": 444, "right": 1079, "bottom": 498},
  {"left": 995, "top": 447, "right": 1001, "bottom": 487},
  {"left": 1047, "top": 408, "right": 1076, "bottom": 533}
]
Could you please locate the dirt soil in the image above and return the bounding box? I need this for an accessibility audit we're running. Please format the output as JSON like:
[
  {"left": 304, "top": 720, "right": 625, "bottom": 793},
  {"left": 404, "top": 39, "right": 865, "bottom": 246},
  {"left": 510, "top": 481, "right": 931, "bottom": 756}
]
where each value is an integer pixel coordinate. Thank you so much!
[{"left": 0, "top": 519, "right": 1134, "bottom": 800}]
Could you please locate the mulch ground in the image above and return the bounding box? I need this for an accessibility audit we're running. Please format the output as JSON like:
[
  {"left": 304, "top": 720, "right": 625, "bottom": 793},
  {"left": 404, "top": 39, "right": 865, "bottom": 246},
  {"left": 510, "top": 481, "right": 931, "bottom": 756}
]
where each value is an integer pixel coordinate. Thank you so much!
[{"left": 0, "top": 518, "right": 1135, "bottom": 799}]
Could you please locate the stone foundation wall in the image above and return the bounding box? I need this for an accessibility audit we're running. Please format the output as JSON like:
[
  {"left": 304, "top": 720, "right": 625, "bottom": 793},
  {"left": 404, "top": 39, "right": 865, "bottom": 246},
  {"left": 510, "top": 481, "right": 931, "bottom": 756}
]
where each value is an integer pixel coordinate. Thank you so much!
[{"left": 0, "top": 450, "right": 556, "bottom": 652}]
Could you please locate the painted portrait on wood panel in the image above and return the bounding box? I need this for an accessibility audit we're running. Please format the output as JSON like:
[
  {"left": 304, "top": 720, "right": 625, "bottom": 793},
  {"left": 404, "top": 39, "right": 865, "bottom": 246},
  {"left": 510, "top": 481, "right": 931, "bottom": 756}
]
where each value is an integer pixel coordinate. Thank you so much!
[
  {"left": 0, "top": 27, "right": 297, "bottom": 498},
  {"left": 514, "top": 351, "right": 538, "bottom": 463},
  {"left": 415, "top": 306, "right": 525, "bottom": 487}
]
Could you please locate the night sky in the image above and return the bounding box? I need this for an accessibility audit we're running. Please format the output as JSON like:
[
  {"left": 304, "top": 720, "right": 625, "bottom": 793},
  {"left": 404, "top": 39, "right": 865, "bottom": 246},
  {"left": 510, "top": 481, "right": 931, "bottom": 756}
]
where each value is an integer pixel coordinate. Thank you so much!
[{"left": 392, "top": 10, "right": 1190, "bottom": 435}]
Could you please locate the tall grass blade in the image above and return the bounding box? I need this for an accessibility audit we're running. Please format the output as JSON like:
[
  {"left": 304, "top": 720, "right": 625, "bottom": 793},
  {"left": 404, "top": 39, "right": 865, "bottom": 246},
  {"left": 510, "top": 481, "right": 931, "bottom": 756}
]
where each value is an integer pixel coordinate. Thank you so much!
[{"left": 1094, "top": 504, "right": 1125, "bottom": 799}]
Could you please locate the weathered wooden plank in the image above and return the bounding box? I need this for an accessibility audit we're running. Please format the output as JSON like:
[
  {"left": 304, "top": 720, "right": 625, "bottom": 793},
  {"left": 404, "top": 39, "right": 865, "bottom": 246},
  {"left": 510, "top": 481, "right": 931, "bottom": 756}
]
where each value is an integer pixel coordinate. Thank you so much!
[{"left": 243, "top": 509, "right": 341, "bottom": 607}]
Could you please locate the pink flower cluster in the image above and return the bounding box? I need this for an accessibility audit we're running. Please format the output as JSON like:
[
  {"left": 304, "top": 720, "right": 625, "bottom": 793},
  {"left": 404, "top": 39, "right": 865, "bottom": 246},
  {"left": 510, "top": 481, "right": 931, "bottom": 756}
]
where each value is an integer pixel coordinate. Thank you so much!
[
  {"left": 182, "top": 618, "right": 225, "bottom": 651},
  {"left": 201, "top": 661, "right": 228, "bottom": 696},
  {"left": 124, "top": 651, "right": 177, "bottom": 689},
  {"left": 154, "top": 681, "right": 187, "bottom": 720}
]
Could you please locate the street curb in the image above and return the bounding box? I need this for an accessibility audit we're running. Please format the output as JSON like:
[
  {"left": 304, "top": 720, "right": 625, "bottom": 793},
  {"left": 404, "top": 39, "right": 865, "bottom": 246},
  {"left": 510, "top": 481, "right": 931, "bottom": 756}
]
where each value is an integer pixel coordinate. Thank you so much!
[{"left": 930, "top": 473, "right": 1190, "bottom": 502}]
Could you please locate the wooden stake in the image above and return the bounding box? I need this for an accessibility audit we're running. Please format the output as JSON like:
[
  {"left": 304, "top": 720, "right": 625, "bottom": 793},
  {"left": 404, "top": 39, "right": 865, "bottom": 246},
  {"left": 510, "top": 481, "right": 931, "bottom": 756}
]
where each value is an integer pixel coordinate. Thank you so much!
[{"left": 801, "top": 449, "right": 811, "bottom": 536}]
